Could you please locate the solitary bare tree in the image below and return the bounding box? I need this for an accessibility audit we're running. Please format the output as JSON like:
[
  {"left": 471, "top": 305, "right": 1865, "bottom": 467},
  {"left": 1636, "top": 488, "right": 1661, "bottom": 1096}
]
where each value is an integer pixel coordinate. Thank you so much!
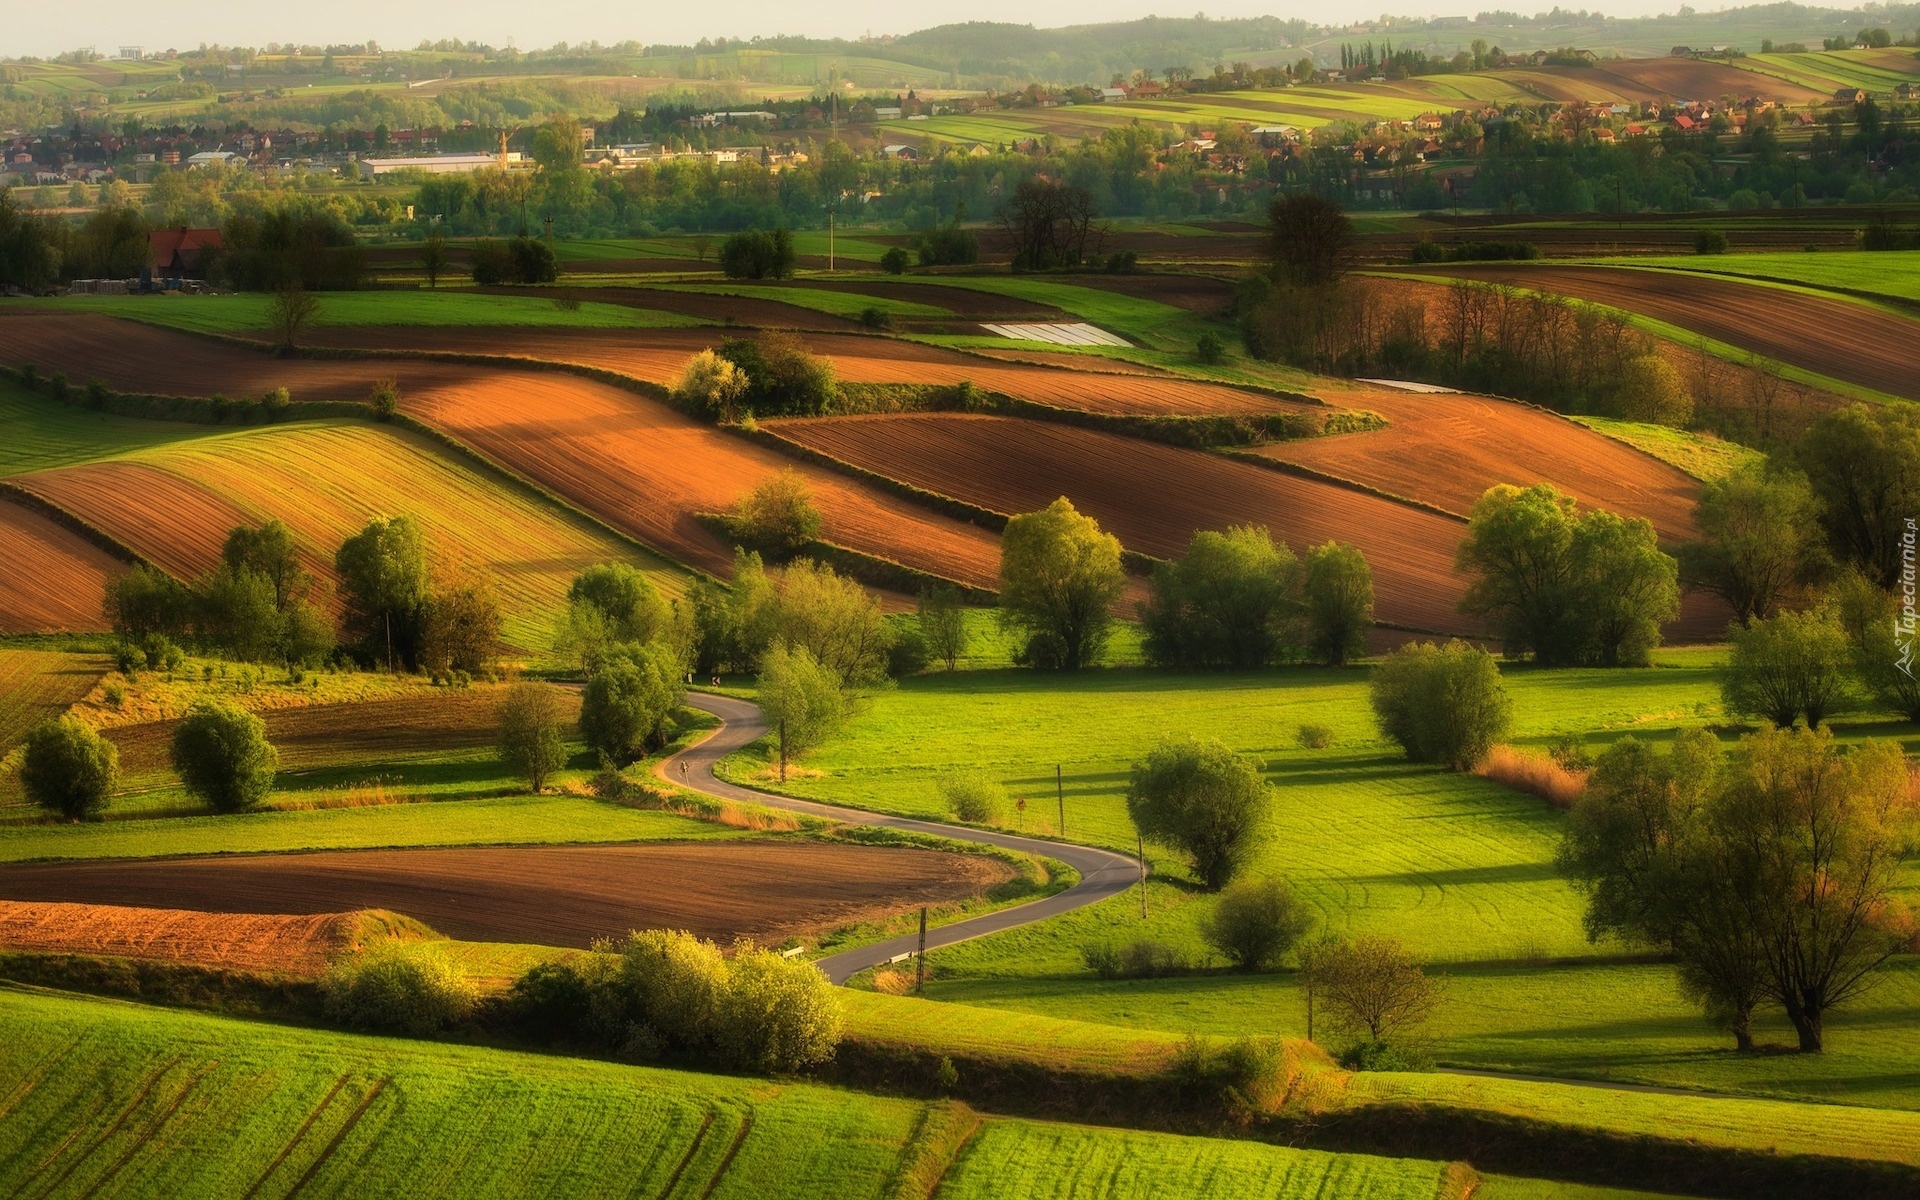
[{"left": 267, "top": 284, "right": 319, "bottom": 355}]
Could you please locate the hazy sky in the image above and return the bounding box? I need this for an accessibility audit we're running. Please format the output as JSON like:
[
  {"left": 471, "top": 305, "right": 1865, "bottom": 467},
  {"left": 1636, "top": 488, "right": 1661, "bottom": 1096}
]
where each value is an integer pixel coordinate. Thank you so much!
[{"left": 12, "top": 2, "right": 1700, "bottom": 59}]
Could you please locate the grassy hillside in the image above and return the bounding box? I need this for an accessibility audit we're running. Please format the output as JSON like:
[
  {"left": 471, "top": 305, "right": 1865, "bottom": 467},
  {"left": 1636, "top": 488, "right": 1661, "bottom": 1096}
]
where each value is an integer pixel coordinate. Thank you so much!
[
  {"left": 24, "top": 292, "right": 707, "bottom": 336},
  {"left": 1591, "top": 252, "right": 1920, "bottom": 306},
  {"left": 0, "top": 987, "right": 1462, "bottom": 1200},
  {"left": 11, "top": 415, "right": 683, "bottom": 652}
]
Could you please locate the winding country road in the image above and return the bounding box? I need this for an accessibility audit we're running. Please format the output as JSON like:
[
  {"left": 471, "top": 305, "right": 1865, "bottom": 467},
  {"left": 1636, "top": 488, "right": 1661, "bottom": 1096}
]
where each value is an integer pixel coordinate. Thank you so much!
[{"left": 660, "top": 692, "right": 1143, "bottom": 984}]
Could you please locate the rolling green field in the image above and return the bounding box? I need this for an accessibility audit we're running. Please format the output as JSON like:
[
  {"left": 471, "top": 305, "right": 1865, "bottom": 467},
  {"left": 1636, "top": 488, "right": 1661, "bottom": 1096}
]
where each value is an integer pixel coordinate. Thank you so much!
[
  {"left": 1732, "top": 48, "right": 1920, "bottom": 94},
  {"left": 0, "top": 987, "right": 1468, "bottom": 1200},
  {"left": 644, "top": 282, "right": 954, "bottom": 321},
  {"left": 0, "top": 650, "right": 106, "bottom": 752},
  {"left": 0, "top": 386, "right": 203, "bottom": 477},
  {"left": 1569, "top": 416, "right": 1764, "bottom": 481},
  {"left": 1593, "top": 252, "right": 1920, "bottom": 305},
  {"left": 23, "top": 291, "right": 708, "bottom": 335},
  {"left": 909, "top": 277, "right": 1197, "bottom": 345}
]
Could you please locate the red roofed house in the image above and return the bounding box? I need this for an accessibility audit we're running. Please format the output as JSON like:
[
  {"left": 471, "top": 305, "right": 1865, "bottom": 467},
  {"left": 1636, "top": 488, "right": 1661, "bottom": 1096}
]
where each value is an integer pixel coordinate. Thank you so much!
[{"left": 149, "top": 228, "right": 222, "bottom": 277}]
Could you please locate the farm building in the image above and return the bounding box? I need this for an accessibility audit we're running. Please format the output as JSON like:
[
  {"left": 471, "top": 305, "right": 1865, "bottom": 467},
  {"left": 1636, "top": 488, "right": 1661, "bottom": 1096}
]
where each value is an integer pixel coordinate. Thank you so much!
[
  {"left": 356, "top": 153, "right": 523, "bottom": 178},
  {"left": 148, "top": 228, "right": 222, "bottom": 277}
]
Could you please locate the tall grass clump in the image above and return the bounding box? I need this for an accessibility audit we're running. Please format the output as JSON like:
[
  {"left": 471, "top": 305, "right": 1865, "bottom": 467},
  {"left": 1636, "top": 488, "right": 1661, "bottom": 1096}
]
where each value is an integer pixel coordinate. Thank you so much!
[
  {"left": 322, "top": 942, "right": 477, "bottom": 1035},
  {"left": 939, "top": 771, "right": 1009, "bottom": 825},
  {"left": 1475, "top": 744, "right": 1588, "bottom": 809}
]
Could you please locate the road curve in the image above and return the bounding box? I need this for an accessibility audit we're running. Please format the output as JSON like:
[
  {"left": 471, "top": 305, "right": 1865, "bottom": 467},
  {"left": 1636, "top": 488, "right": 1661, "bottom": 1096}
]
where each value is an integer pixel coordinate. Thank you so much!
[{"left": 659, "top": 692, "right": 1142, "bottom": 984}]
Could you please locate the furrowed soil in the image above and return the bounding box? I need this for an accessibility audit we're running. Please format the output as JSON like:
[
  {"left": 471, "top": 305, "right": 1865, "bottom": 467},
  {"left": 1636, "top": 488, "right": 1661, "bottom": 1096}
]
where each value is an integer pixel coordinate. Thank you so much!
[
  {"left": 0, "top": 498, "right": 124, "bottom": 634},
  {"left": 1405, "top": 264, "right": 1920, "bottom": 400},
  {"left": 0, "top": 899, "right": 362, "bottom": 974},
  {"left": 0, "top": 843, "right": 1016, "bottom": 948},
  {"left": 765, "top": 412, "right": 1476, "bottom": 634}
]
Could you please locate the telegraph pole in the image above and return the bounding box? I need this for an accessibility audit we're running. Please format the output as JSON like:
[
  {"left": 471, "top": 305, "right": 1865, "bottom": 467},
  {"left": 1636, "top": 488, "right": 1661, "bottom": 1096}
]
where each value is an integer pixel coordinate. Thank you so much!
[{"left": 1055, "top": 765, "right": 1064, "bottom": 837}]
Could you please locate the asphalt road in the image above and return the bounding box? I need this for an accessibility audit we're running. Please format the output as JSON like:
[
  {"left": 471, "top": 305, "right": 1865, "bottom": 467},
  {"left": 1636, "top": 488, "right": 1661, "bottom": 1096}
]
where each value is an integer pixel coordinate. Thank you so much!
[{"left": 660, "top": 692, "right": 1143, "bottom": 984}]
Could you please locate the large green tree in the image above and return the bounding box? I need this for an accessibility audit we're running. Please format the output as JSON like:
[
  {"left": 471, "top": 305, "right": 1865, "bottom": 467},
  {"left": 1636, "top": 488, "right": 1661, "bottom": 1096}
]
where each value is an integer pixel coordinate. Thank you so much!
[
  {"left": 1302, "top": 541, "right": 1374, "bottom": 666},
  {"left": 1679, "top": 461, "right": 1827, "bottom": 625},
  {"left": 1141, "top": 526, "right": 1301, "bottom": 670},
  {"left": 1721, "top": 606, "right": 1852, "bottom": 728},
  {"left": 999, "top": 497, "right": 1126, "bottom": 671},
  {"left": 1369, "top": 639, "right": 1511, "bottom": 771},
  {"left": 1795, "top": 403, "right": 1920, "bottom": 587},
  {"left": 1126, "top": 736, "right": 1271, "bottom": 891},
  {"left": 20, "top": 717, "right": 119, "bottom": 822},
  {"left": 335, "top": 515, "right": 430, "bottom": 669},
  {"left": 757, "top": 642, "right": 847, "bottom": 781}
]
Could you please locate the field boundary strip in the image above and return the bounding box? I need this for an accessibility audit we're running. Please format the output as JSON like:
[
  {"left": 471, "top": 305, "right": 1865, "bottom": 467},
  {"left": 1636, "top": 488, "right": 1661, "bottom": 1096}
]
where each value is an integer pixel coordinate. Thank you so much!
[{"left": 0, "top": 485, "right": 144, "bottom": 568}]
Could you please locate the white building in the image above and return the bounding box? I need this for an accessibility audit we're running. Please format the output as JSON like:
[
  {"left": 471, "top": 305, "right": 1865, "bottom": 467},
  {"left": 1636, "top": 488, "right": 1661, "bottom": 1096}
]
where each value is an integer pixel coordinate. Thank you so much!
[{"left": 355, "top": 153, "right": 521, "bottom": 179}]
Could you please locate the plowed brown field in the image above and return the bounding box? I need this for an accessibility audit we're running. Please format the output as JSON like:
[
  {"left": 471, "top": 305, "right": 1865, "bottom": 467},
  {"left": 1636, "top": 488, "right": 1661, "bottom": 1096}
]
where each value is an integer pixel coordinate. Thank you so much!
[
  {"left": 20, "top": 461, "right": 256, "bottom": 582},
  {"left": 0, "top": 843, "right": 1015, "bottom": 949},
  {"left": 0, "top": 500, "right": 123, "bottom": 633},
  {"left": 765, "top": 412, "right": 1476, "bottom": 634},
  {"left": 1256, "top": 385, "right": 1702, "bottom": 541},
  {"left": 0, "top": 899, "right": 356, "bottom": 974},
  {"left": 1409, "top": 265, "right": 1920, "bottom": 400},
  {"left": 397, "top": 372, "right": 1007, "bottom": 588}
]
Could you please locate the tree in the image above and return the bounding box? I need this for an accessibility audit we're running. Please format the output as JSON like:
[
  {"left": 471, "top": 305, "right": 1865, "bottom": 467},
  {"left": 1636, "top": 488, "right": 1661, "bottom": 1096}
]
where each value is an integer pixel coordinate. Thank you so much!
[
  {"left": 690, "top": 549, "right": 778, "bottom": 675},
  {"left": 335, "top": 516, "right": 429, "bottom": 669},
  {"left": 670, "top": 349, "right": 749, "bottom": 422},
  {"left": 20, "top": 717, "right": 118, "bottom": 821},
  {"left": 1369, "top": 639, "right": 1511, "bottom": 771},
  {"left": 221, "top": 519, "right": 310, "bottom": 612},
  {"left": 716, "top": 333, "right": 837, "bottom": 417},
  {"left": 768, "top": 558, "right": 892, "bottom": 686},
  {"left": 422, "top": 571, "right": 503, "bottom": 676},
  {"left": 1832, "top": 570, "right": 1920, "bottom": 721},
  {"left": 714, "top": 944, "right": 844, "bottom": 1073},
  {"left": 1795, "top": 404, "right": 1920, "bottom": 587},
  {"left": 758, "top": 642, "right": 846, "bottom": 781},
  {"left": 1302, "top": 541, "right": 1374, "bottom": 666},
  {"left": 1723, "top": 727, "right": 1914, "bottom": 1052},
  {"left": 999, "top": 497, "right": 1125, "bottom": 671},
  {"left": 103, "top": 562, "right": 192, "bottom": 640},
  {"left": 420, "top": 228, "right": 448, "bottom": 288},
  {"left": 498, "top": 682, "right": 568, "bottom": 792},
  {"left": 731, "top": 469, "right": 822, "bottom": 559},
  {"left": 170, "top": 701, "right": 277, "bottom": 813},
  {"left": 1140, "top": 526, "right": 1301, "bottom": 670},
  {"left": 1558, "top": 732, "right": 1768, "bottom": 1049},
  {"left": 1266, "top": 192, "right": 1354, "bottom": 288},
  {"left": 917, "top": 584, "right": 969, "bottom": 671},
  {"left": 567, "top": 563, "right": 672, "bottom": 645},
  {"left": 998, "top": 176, "right": 1097, "bottom": 272},
  {"left": 1568, "top": 510, "right": 1680, "bottom": 667},
  {"left": 1456, "top": 483, "right": 1578, "bottom": 662},
  {"left": 1680, "top": 462, "right": 1827, "bottom": 625},
  {"left": 1126, "top": 736, "right": 1271, "bottom": 890},
  {"left": 1722, "top": 606, "right": 1852, "bottom": 728},
  {"left": 196, "top": 563, "right": 283, "bottom": 662},
  {"left": 718, "top": 229, "right": 796, "bottom": 280},
  {"left": 1614, "top": 354, "right": 1694, "bottom": 425},
  {"left": 1199, "top": 876, "right": 1312, "bottom": 971},
  {"left": 266, "top": 284, "right": 318, "bottom": 355},
  {"left": 1303, "top": 935, "right": 1440, "bottom": 1045},
  {"left": 579, "top": 641, "right": 683, "bottom": 763}
]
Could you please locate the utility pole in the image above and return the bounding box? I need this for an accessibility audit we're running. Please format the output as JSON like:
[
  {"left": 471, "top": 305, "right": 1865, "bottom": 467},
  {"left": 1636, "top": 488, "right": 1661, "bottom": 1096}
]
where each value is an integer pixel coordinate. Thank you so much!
[
  {"left": 1056, "top": 765, "right": 1064, "bottom": 837},
  {"left": 915, "top": 906, "right": 928, "bottom": 993},
  {"left": 1138, "top": 834, "right": 1148, "bottom": 920},
  {"left": 779, "top": 719, "right": 788, "bottom": 782}
]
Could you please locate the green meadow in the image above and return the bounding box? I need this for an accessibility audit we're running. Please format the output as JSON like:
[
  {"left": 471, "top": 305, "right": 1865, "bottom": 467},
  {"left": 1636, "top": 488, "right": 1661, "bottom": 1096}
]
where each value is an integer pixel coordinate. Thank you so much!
[
  {"left": 1592, "top": 251, "right": 1920, "bottom": 305},
  {"left": 25, "top": 291, "right": 707, "bottom": 335}
]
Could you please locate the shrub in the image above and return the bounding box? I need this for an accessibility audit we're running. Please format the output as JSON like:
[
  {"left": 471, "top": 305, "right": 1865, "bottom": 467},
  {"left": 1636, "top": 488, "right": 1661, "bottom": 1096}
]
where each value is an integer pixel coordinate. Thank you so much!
[
  {"left": 1195, "top": 331, "right": 1225, "bottom": 364},
  {"left": 1475, "top": 744, "right": 1588, "bottom": 809},
  {"left": 880, "top": 246, "right": 910, "bottom": 274},
  {"left": 101, "top": 681, "right": 126, "bottom": 709},
  {"left": 887, "top": 624, "right": 930, "bottom": 677},
  {"left": 714, "top": 943, "right": 845, "bottom": 1073},
  {"left": 670, "top": 349, "right": 750, "bottom": 422},
  {"left": 1140, "top": 526, "right": 1302, "bottom": 670},
  {"left": 84, "top": 379, "right": 109, "bottom": 407},
  {"left": 580, "top": 641, "right": 682, "bottom": 763},
  {"left": 323, "top": 943, "right": 477, "bottom": 1035},
  {"left": 1296, "top": 723, "right": 1333, "bottom": 750},
  {"left": 169, "top": 700, "right": 278, "bottom": 813},
  {"left": 1341, "top": 1041, "right": 1434, "bottom": 1071},
  {"left": 498, "top": 682, "right": 569, "bottom": 792},
  {"left": 20, "top": 717, "right": 119, "bottom": 821},
  {"left": 504, "top": 960, "right": 600, "bottom": 1042},
  {"left": 730, "top": 468, "right": 822, "bottom": 558},
  {"left": 1302, "top": 542, "right": 1373, "bottom": 666},
  {"left": 1614, "top": 354, "right": 1693, "bottom": 426},
  {"left": 1127, "top": 736, "right": 1271, "bottom": 890},
  {"left": 719, "top": 228, "right": 796, "bottom": 280},
  {"left": 140, "top": 632, "right": 183, "bottom": 672},
  {"left": 1369, "top": 640, "right": 1511, "bottom": 771},
  {"left": 1200, "top": 877, "right": 1313, "bottom": 971},
  {"left": 914, "top": 224, "right": 978, "bottom": 267},
  {"left": 368, "top": 380, "right": 399, "bottom": 421},
  {"left": 1082, "top": 937, "right": 1190, "bottom": 979},
  {"left": 112, "top": 644, "right": 141, "bottom": 676},
  {"left": 718, "top": 332, "right": 838, "bottom": 417},
  {"left": 939, "top": 771, "right": 1009, "bottom": 825},
  {"left": 1694, "top": 229, "right": 1729, "bottom": 254},
  {"left": 858, "top": 304, "right": 892, "bottom": 329},
  {"left": 1105, "top": 250, "right": 1139, "bottom": 273}
]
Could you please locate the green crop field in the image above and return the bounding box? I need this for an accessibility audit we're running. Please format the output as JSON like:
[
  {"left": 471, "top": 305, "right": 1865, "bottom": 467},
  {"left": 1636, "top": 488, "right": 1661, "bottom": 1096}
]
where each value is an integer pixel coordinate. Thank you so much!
[
  {"left": 1589, "top": 252, "right": 1920, "bottom": 306},
  {"left": 644, "top": 282, "right": 954, "bottom": 320},
  {"left": 0, "top": 386, "right": 203, "bottom": 478},
  {"left": 0, "top": 650, "right": 107, "bottom": 753},
  {"left": 0, "top": 987, "right": 1472, "bottom": 1199},
  {"left": 0, "top": 792, "right": 740, "bottom": 863},
  {"left": 26, "top": 292, "right": 707, "bottom": 336},
  {"left": 909, "top": 278, "right": 1194, "bottom": 344},
  {"left": 1733, "top": 49, "right": 1920, "bottom": 94},
  {"left": 1569, "top": 416, "right": 1763, "bottom": 481}
]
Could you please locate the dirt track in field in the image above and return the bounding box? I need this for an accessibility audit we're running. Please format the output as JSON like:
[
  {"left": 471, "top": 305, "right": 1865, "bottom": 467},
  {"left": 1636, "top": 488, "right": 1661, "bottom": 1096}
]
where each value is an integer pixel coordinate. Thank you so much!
[
  {"left": 765, "top": 411, "right": 1479, "bottom": 635},
  {"left": 1409, "top": 265, "right": 1920, "bottom": 400},
  {"left": 0, "top": 843, "right": 1016, "bottom": 949},
  {"left": 0, "top": 899, "right": 355, "bottom": 974},
  {"left": 0, "top": 499, "right": 123, "bottom": 633}
]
